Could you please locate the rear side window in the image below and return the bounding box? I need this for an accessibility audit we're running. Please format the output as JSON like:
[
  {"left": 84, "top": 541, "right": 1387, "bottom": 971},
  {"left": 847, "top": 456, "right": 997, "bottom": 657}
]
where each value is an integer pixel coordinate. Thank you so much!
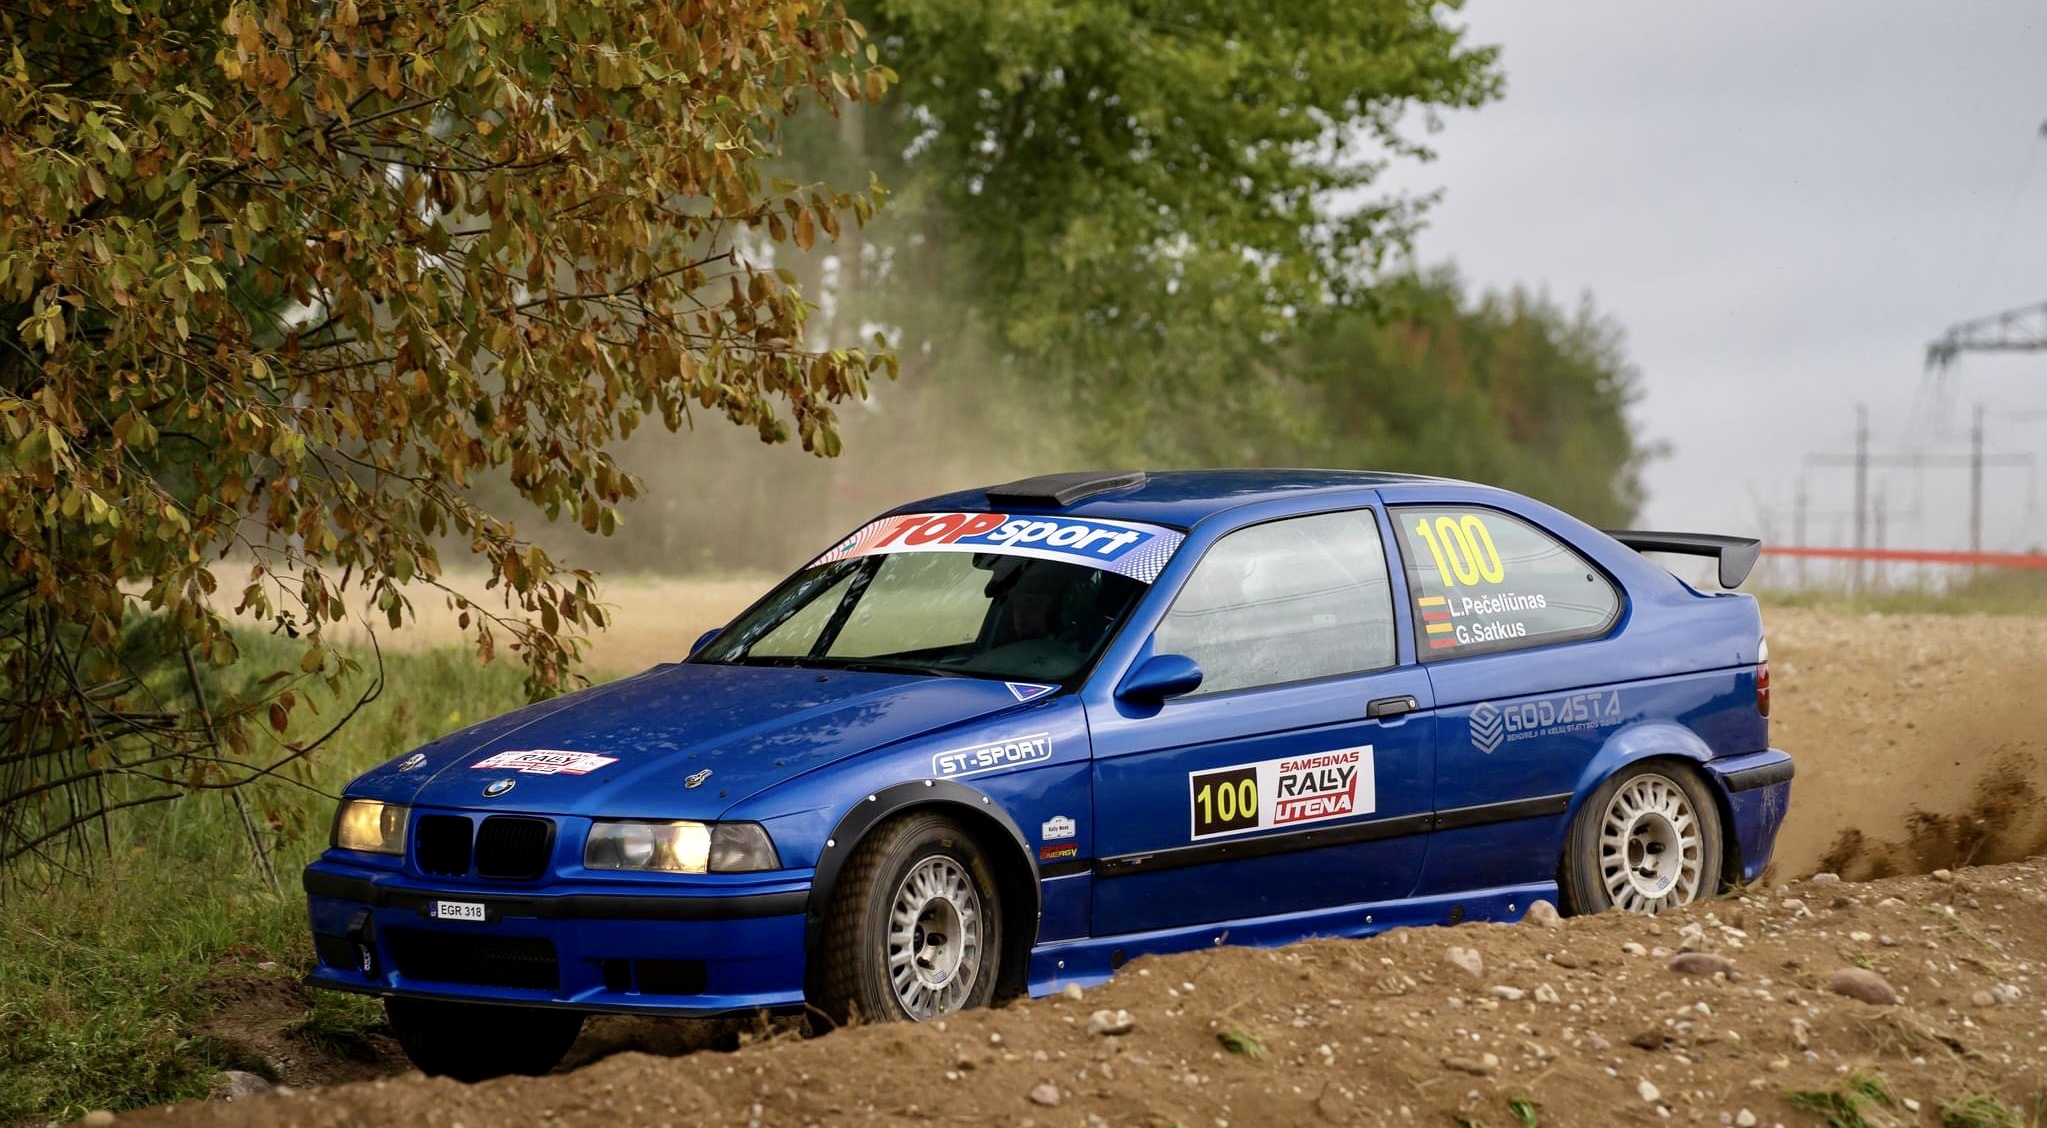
[
  {"left": 1394, "top": 507, "right": 1620, "bottom": 658},
  {"left": 1153, "top": 509, "right": 1396, "bottom": 695}
]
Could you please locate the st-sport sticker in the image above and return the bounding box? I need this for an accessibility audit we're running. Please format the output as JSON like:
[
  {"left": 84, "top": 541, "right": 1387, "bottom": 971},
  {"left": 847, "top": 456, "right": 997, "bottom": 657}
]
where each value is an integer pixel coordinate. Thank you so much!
[
  {"left": 931, "top": 733, "right": 1052, "bottom": 778},
  {"left": 471, "top": 749, "right": 619, "bottom": 776},
  {"left": 1188, "top": 747, "right": 1375, "bottom": 841},
  {"left": 812, "top": 512, "right": 1184, "bottom": 583}
]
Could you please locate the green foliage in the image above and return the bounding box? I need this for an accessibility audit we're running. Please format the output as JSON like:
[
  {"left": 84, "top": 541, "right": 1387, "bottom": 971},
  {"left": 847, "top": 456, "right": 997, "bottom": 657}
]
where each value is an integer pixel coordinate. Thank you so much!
[
  {"left": 1785, "top": 1072, "right": 1895, "bottom": 1128},
  {"left": 0, "top": 0, "right": 893, "bottom": 874},
  {"left": 1216, "top": 1028, "right": 1267, "bottom": 1059},
  {"left": 825, "top": 0, "right": 1502, "bottom": 461},
  {"left": 0, "top": 630, "right": 533, "bottom": 1123},
  {"left": 1293, "top": 272, "right": 1653, "bottom": 527},
  {"left": 1506, "top": 1096, "right": 1541, "bottom": 1127},
  {"left": 1940, "top": 1093, "right": 2023, "bottom": 1128}
]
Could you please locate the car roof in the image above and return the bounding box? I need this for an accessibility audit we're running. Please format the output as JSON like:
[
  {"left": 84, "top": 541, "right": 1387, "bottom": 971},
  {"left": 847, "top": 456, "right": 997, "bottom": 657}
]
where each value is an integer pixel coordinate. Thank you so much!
[{"left": 902, "top": 468, "right": 1472, "bottom": 528}]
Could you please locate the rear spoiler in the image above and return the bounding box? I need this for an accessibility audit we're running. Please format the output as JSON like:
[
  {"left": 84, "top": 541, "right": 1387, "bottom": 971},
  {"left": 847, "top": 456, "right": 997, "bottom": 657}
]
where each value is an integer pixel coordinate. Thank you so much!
[{"left": 1603, "top": 530, "right": 1762, "bottom": 590}]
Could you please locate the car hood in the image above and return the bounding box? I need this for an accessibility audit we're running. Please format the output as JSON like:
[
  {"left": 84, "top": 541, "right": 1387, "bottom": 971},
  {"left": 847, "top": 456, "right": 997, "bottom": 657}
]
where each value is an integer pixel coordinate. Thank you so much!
[{"left": 351, "top": 662, "right": 1042, "bottom": 818}]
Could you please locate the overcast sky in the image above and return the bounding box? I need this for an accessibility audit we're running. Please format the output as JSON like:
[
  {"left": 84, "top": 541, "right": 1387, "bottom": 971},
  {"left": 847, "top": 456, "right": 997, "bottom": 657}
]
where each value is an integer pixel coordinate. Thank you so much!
[{"left": 1390, "top": 1, "right": 2047, "bottom": 555}]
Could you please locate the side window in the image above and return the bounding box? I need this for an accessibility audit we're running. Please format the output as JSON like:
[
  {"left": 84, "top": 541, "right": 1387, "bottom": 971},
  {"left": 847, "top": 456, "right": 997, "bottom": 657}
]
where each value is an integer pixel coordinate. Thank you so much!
[
  {"left": 1394, "top": 507, "right": 1620, "bottom": 658},
  {"left": 1153, "top": 510, "right": 1395, "bottom": 696}
]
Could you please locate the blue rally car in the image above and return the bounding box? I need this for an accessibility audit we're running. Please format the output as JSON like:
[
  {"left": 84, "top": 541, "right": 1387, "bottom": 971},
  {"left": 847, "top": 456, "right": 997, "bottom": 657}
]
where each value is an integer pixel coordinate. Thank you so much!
[{"left": 305, "top": 470, "right": 1791, "bottom": 1079}]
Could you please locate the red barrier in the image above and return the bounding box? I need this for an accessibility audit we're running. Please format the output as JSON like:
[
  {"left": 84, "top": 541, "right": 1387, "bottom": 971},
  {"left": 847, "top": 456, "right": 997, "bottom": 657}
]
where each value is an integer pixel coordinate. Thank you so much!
[{"left": 1763, "top": 546, "right": 2047, "bottom": 570}]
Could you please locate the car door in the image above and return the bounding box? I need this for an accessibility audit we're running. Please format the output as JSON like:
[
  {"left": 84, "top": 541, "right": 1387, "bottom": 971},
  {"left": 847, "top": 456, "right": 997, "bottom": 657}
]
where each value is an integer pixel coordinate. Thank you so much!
[
  {"left": 1085, "top": 507, "right": 1436, "bottom": 938},
  {"left": 1386, "top": 504, "right": 1629, "bottom": 896}
]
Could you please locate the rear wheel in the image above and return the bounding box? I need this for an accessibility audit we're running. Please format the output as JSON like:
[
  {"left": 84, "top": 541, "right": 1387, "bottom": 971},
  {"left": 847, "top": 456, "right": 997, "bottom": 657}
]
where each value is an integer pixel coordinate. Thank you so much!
[
  {"left": 1561, "top": 761, "right": 1723, "bottom": 916},
  {"left": 384, "top": 997, "right": 583, "bottom": 1081},
  {"left": 810, "top": 812, "right": 1002, "bottom": 1025}
]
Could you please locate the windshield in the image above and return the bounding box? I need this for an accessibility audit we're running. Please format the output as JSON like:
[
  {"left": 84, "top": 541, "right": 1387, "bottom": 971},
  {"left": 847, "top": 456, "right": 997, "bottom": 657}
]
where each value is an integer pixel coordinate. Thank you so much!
[{"left": 696, "top": 507, "right": 1190, "bottom": 683}]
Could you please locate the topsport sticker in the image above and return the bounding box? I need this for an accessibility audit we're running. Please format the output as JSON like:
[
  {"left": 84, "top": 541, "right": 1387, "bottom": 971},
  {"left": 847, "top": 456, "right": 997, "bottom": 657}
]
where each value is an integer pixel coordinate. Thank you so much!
[
  {"left": 813, "top": 512, "right": 1184, "bottom": 583},
  {"left": 471, "top": 749, "right": 619, "bottom": 776},
  {"left": 1188, "top": 746, "right": 1375, "bottom": 841}
]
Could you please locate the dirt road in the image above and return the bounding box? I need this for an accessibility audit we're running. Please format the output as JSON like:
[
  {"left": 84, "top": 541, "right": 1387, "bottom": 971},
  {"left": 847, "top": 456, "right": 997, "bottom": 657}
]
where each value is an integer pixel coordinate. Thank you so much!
[
  {"left": 114, "top": 862, "right": 2047, "bottom": 1127},
  {"left": 1763, "top": 607, "right": 2047, "bottom": 881}
]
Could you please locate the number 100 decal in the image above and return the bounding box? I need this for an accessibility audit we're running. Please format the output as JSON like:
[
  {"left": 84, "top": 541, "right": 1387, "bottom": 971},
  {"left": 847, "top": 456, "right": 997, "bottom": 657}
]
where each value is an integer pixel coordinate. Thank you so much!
[{"left": 1188, "top": 747, "right": 1376, "bottom": 841}]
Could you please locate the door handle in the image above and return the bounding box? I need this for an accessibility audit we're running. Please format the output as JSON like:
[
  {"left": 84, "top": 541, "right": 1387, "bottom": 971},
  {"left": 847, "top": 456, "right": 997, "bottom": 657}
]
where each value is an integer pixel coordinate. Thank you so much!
[{"left": 1367, "top": 695, "right": 1418, "bottom": 719}]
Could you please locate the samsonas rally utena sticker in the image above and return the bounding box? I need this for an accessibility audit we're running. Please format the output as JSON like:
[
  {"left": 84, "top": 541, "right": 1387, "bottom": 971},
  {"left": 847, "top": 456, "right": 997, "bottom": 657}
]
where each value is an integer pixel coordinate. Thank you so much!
[
  {"left": 813, "top": 512, "right": 1183, "bottom": 583},
  {"left": 1188, "top": 747, "right": 1375, "bottom": 841},
  {"left": 471, "top": 749, "right": 619, "bottom": 776}
]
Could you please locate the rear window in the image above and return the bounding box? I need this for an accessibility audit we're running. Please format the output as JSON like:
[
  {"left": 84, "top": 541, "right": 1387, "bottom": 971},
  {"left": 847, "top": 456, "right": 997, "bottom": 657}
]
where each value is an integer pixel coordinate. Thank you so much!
[{"left": 1393, "top": 506, "right": 1620, "bottom": 658}]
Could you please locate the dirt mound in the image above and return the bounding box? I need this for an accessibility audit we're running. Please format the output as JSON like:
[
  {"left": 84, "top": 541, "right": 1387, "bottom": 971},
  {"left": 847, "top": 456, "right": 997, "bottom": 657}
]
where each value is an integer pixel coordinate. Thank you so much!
[
  {"left": 1763, "top": 607, "right": 2047, "bottom": 881},
  {"left": 106, "top": 862, "right": 2047, "bottom": 1128}
]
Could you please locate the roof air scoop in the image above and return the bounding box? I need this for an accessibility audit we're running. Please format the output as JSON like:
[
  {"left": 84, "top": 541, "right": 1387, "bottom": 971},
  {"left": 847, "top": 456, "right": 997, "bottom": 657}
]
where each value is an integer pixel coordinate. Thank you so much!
[{"left": 985, "top": 471, "right": 1147, "bottom": 509}]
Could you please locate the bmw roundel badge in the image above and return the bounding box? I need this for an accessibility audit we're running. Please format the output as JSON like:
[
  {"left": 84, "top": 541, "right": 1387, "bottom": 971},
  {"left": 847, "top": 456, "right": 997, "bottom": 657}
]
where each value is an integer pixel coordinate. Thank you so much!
[{"left": 482, "top": 778, "right": 516, "bottom": 798}]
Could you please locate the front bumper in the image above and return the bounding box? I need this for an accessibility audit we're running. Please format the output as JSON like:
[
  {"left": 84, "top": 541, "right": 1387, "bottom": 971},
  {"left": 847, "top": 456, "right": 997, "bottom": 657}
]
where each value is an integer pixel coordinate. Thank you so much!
[{"left": 303, "top": 860, "right": 814, "bottom": 1016}]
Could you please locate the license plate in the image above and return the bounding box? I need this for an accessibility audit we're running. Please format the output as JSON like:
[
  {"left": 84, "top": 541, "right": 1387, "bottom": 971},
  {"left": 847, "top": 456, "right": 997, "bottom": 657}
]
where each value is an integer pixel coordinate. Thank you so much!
[{"left": 429, "top": 900, "right": 487, "bottom": 922}]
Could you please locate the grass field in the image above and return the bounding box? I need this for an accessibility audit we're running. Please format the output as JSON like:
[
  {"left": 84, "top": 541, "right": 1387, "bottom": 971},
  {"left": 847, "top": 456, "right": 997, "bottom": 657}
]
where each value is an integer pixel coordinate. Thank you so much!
[{"left": 0, "top": 631, "right": 539, "bottom": 1125}]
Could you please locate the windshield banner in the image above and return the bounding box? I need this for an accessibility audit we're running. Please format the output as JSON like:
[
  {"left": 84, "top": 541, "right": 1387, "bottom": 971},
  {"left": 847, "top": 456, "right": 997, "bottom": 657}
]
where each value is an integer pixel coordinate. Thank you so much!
[{"left": 813, "top": 512, "right": 1184, "bottom": 583}]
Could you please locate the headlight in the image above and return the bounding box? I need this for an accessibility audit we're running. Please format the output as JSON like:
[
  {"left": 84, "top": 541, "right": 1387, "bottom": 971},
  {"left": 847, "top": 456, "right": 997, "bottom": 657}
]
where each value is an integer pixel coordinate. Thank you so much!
[
  {"left": 334, "top": 800, "right": 409, "bottom": 855},
  {"left": 584, "top": 821, "right": 779, "bottom": 874}
]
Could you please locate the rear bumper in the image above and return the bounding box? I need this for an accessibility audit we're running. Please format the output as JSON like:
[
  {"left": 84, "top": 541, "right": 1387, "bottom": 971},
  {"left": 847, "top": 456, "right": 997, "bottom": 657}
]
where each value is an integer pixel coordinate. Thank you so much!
[
  {"left": 1705, "top": 748, "right": 1794, "bottom": 884},
  {"left": 303, "top": 860, "right": 812, "bottom": 1016}
]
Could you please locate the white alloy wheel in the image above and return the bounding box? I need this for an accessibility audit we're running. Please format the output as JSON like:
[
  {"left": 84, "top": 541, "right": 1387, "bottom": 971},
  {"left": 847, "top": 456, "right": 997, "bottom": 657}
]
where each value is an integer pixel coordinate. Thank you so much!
[
  {"left": 1598, "top": 771, "right": 1705, "bottom": 913},
  {"left": 886, "top": 855, "right": 984, "bottom": 1019}
]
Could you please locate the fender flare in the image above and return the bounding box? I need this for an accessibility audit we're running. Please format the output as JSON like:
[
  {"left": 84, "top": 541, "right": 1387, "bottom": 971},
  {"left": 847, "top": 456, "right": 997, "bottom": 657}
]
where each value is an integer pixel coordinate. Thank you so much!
[
  {"left": 1558, "top": 720, "right": 1735, "bottom": 877},
  {"left": 804, "top": 779, "right": 1042, "bottom": 998}
]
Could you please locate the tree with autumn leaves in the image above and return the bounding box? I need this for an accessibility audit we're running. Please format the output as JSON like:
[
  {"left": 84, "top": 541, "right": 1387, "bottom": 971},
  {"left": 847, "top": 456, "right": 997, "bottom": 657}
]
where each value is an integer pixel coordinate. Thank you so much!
[
  {"left": 0, "top": 0, "right": 894, "bottom": 873},
  {"left": 0, "top": 0, "right": 1518, "bottom": 877}
]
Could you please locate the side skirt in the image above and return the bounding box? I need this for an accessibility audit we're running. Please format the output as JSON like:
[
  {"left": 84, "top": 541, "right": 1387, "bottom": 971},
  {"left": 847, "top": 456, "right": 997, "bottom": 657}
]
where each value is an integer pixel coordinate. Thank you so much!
[{"left": 1023, "top": 881, "right": 1558, "bottom": 996}]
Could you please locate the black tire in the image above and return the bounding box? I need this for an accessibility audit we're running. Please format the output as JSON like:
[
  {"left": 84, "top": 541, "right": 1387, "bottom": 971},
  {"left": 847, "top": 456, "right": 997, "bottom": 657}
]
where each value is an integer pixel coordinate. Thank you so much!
[
  {"left": 809, "top": 812, "right": 1003, "bottom": 1026},
  {"left": 384, "top": 997, "right": 583, "bottom": 1081},
  {"left": 1560, "top": 760, "right": 1724, "bottom": 917}
]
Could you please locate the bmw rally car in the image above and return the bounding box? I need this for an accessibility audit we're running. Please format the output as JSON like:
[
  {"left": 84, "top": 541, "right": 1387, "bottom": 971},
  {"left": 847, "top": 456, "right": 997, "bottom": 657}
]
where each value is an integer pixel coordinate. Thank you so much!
[{"left": 305, "top": 470, "right": 1792, "bottom": 1079}]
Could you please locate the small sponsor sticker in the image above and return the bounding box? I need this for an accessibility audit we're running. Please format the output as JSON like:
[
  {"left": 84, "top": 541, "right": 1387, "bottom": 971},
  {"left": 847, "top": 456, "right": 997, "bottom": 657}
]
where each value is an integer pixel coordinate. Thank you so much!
[
  {"left": 1468, "top": 691, "right": 1622, "bottom": 754},
  {"left": 471, "top": 749, "right": 619, "bottom": 776},
  {"left": 1188, "top": 746, "right": 1375, "bottom": 841},
  {"left": 1041, "top": 815, "right": 1076, "bottom": 841},
  {"left": 1007, "top": 682, "right": 1057, "bottom": 703},
  {"left": 396, "top": 752, "right": 427, "bottom": 773},
  {"left": 931, "top": 733, "right": 1052, "bottom": 778},
  {"left": 1039, "top": 843, "right": 1079, "bottom": 862}
]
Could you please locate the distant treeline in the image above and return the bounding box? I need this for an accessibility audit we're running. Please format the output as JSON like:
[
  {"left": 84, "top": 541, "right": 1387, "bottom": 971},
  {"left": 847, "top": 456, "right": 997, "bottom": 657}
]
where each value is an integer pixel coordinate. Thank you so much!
[{"left": 522, "top": 270, "right": 1653, "bottom": 576}]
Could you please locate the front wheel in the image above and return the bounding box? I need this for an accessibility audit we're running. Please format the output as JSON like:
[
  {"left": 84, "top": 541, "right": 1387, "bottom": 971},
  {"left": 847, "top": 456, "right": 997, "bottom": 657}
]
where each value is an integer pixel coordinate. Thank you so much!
[
  {"left": 384, "top": 997, "right": 583, "bottom": 1081},
  {"left": 1560, "top": 761, "right": 1723, "bottom": 916},
  {"left": 810, "top": 812, "right": 1003, "bottom": 1025}
]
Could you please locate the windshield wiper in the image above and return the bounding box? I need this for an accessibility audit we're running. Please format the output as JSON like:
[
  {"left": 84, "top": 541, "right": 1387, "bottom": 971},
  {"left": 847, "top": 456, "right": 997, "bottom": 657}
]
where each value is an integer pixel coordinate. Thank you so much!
[
  {"left": 828, "top": 660, "right": 978, "bottom": 679},
  {"left": 714, "top": 654, "right": 1005, "bottom": 681}
]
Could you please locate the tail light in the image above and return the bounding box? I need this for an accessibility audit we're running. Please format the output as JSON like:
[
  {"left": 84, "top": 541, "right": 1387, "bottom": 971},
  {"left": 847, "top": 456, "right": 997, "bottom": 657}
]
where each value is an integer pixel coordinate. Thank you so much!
[{"left": 1755, "top": 636, "right": 1770, "bottom": 717}]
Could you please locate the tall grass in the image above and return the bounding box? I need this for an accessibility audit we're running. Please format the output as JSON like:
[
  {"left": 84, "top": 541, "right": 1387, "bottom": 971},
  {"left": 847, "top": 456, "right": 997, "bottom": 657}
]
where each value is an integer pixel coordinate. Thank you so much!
[
  {"left": 0, "top": 631, "right": 541, "bottom": 1125},
  {"left": 1759, "top": 568, "right": 2047, "bottom": 617}
]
